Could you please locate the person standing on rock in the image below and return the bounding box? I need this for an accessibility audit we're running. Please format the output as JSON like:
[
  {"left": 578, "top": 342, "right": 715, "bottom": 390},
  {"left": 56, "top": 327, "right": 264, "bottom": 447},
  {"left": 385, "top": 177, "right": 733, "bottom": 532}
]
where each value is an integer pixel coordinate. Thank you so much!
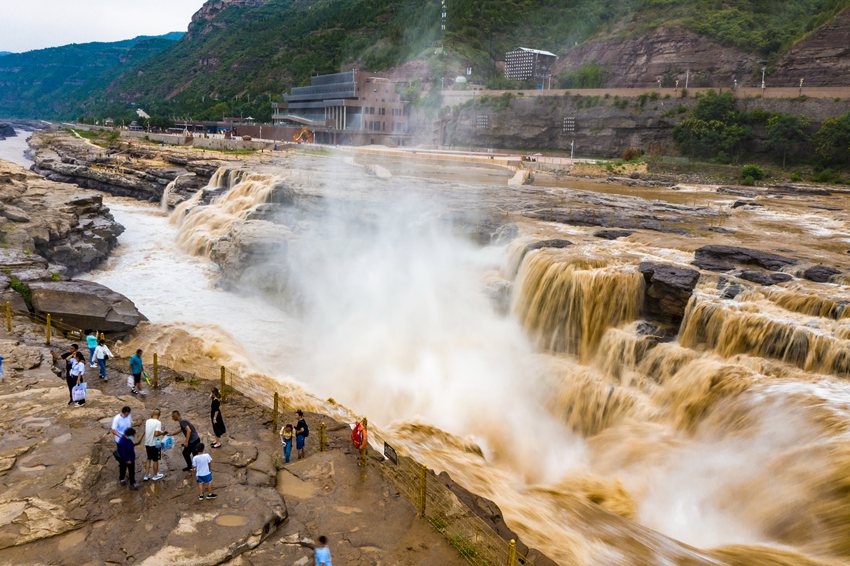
[
  {"left": 295, "top": 410, "right": 309, "bottom": 460},
  {"left": 61, "top": 344, "right": 79, "bottom": 404},
  {"left": 171, "top": 410, "right": 201, "bottom": 472},
  {"left": 117, "top": 426, "right": 139, "bottom": 490},
  {"left": 86, "top": 331, "right": 98, "bottom": 368},
  {"left": 192, "top": 444, "right": 217, "bottom": 500},
  {"left": 143, "top": 409, "right": 165, "bottom": 481},
  {"left": 314, "top": 535, "right": 332, "bottom": 566},
  {"left": 129, "top": 349, "right": 144, "bottom": 395},
  {"left": 279, "top": 423, "right": 294, "bottom": 464},
  {"left": 112, "top": 406, "right": 133, "bottom": 444},
  {"left": 210, "top": 388, "right": 226, "bottom": 448},
  {"left": 69, "top": 351, "right": 87, "bottom": 406},
  {"left": 94, "top": 339, "right": 113, "bottom": 381}
]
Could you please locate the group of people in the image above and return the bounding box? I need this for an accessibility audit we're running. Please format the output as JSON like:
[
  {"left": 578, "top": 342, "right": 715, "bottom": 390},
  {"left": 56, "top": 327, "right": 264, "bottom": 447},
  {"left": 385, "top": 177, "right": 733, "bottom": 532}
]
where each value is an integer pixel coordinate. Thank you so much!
[
  {"left": 57, "top": 336, "right": 332, "bottom": 564},
  {"left": 278, "top": 409, "right": 309, "bottom": 464},
  {"left": 60, "top": 332, "right": 116, "bottom": 405},
  {"left": 109, "top": 403, "right": 220, "bottom": 501}
]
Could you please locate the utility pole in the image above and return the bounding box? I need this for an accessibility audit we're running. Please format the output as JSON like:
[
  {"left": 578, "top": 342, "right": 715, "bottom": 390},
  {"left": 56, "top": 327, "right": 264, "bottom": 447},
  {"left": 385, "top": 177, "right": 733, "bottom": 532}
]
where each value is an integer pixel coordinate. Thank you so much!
[
  {"left": 761, "top": 67, "right": 766, "bottom": 95},
  {"left": 685, "top": 69, "right": 689, "bottom": 89},
  {"left": 799, "top": 78, "right": 804, "bottom": 97}
]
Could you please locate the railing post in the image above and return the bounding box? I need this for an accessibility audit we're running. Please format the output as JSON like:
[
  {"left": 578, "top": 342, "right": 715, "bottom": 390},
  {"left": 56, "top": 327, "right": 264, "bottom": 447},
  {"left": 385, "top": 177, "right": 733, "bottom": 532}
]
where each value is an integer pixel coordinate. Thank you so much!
[
  {"left": 359, "top": 417, "right": 368, "bottom": 467},
  {"left": 45, "top": 314, "right": 51, "bottom": 345},
  {"left": 417, "top": 464, "right": 427, "bottom": 518},
  {"left": 507, "top": 539, "right": 517, "bottom": 566},
  {"left": 273, "top": 392, "right": 279, "bottom": 432},
  {"left": 5, "top": 302, "right": 11, "bottom": 334},
  {"left": 220, "top": 366, "right": 226, "bottom": 401},
  {"left": 320, "top": 421, "right": 326, "bottom": 452},
  {"left": 153, "top": 353, "right": 158, "bottom": 388}
]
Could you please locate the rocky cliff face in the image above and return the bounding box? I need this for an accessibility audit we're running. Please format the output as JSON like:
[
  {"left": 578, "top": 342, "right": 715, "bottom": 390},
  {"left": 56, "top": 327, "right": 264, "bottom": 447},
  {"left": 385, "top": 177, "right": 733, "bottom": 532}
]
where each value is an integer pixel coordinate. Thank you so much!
[
  {"left": 188, "top": 0, "right": 269, "bottom": 37},
  {"left": 556, "top": 27, "right": 760, "bottom": 88},
  {"left": 443, "top": 94, "right": 850, "bottom": 158},
  {"left": 771, "top": 7, "right": 850, "bottom": 86}
]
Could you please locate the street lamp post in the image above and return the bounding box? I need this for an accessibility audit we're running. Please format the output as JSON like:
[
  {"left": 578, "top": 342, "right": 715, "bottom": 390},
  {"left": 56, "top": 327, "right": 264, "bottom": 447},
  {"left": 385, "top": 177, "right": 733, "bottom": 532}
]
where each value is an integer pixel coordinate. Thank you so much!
[{"left": 761, "top": 67, "right": 766, "bottom": 95}]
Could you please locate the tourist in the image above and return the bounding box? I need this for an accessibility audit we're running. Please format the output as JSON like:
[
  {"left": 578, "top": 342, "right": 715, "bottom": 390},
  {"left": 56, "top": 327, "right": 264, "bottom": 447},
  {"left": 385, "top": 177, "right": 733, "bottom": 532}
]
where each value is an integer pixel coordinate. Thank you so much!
[
  {"left": 94, "top": 339, "right": 113, "bottom": 381},
  {"left": 209, "top": 387, "right": 226, "bottom": 448},
  {"left": 279, "top": 423, "right": 294, "bottom": 464},
  {"left": 111, "top": 406, "right": 133, "bottom": 444},
  {"left": 143, "top": 409, "right": 165, "bottom": 481},
  {"left": 61, "top": 344, "right": 79, "bottom": 404},
  {"left": 171, "top": 410, "right": 202, "bottom": 472},
  {"left": 86, "top": 330, "right": 98, "bottom": 368},
  {"left": 69, "top": 351, "right": 87, "bottom": 406},
  {"left": 60, "top": 343, "right": 79, "bottom": 381},
  {"left": 295, "top": 410, "right": 309, "bottom": 460},
  {"left": 117, "top": 426, "right": 139, "bottom": 490},
  {"left": 129, "top": 349, "right": 144, "bottom": 395},
  {"left": 314, "top": 535, "right": 332, "bottom": 566},
  {"left": 192, "top": 443, "right": 217, "bottom": 500}
]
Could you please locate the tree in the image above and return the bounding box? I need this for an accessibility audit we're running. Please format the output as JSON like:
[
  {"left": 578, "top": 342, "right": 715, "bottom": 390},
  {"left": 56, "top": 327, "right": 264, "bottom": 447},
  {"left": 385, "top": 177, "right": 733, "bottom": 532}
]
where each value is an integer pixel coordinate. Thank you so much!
[
  {"left": 813, "top": 112, "right": 850, "bottom": 167},
  {"left": 766, "top": 113, "right": 809, "bottom": 168}
]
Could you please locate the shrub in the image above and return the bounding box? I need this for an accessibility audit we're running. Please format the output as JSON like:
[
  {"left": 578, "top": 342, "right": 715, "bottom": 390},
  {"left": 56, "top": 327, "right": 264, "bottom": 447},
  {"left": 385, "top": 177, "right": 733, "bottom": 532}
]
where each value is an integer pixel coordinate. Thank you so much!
[
  {"left": 741, "top": 164, "right": 765, "bottom": 180},
  {"left": 812, "top": 168, "right": 842, "bottom": 183},
  {"left": 680, "top": 88, "right": 689, "bottom": 98},
  {"left": 10, "top": 277, "right": 31, "bottom": 307},
  {"left": 789, "top": 171, "right": 803, "bottom": 182},
  {"left": 622, "top": 147, "right": 644, "bottom": 161},
  {"left": 741, "top": 175, "right": 755, "bottom": 186}
]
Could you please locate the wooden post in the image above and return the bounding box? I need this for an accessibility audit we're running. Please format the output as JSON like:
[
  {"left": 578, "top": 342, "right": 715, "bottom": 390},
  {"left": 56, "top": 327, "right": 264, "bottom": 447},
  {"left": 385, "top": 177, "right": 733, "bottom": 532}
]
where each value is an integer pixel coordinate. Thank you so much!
[
  {"left": 5, "top": 302, "right": 11, "bottom": 334},
  {"left": 45, "top": 314, "right": 51, "bottom": 345},
  {"left": 273, "top": 392, "right": 279, "bottom": 432},
  {"left": 153, "top": 353, "right": 158, "bottom": 388},
  {"left": 507, "top": 539, "right": 517, "bottom": 566},
  {"left": 320, "top": 422, "right": 326, "bottom": 452},
  {"left": 417, "top": 464, "right": 427, "bottom": 517},
  {"left": 220, "top": 366, "right": 226, "bottom": 401}
]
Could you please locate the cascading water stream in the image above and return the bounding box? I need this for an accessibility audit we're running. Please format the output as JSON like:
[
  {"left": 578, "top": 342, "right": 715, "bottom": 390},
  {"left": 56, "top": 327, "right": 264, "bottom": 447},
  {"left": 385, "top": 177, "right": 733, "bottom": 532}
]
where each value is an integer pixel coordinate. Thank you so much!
[{"left": 89, "top": 161, "right": 850, "bottom": 565}]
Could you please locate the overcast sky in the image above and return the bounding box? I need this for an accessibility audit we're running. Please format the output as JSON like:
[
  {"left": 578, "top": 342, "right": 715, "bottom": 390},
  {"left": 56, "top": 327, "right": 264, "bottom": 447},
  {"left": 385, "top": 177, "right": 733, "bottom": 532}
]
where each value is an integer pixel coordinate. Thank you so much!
[{"left": 1, "top": 0, "right": 207, "bottom": 53}]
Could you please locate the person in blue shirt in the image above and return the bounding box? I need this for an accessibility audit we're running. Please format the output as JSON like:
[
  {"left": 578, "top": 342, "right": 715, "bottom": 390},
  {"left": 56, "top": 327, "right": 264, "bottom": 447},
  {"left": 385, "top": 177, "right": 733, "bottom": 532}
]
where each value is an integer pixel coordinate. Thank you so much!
[
  {"left": 117, "top": 427, "right": 139, "bottom": 490},
  {"left": 85, "top": 331, "right": 99, "bottom": 368},
  {"left": 129, "top": 349, "right": 144, "bottom": 395},
  {"left": 314, "top": 535, "right": 332, "bottom": 566}
]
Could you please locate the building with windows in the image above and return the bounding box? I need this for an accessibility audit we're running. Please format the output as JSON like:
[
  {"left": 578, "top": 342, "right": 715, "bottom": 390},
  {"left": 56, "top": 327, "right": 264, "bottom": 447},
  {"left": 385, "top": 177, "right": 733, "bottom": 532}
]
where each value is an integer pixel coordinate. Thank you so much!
[
  {"left": 271, "top": 70, "right": 410, "bottom": 145},
  {"left": 504, "top": 47, "right": 557, "bottom": 81}
]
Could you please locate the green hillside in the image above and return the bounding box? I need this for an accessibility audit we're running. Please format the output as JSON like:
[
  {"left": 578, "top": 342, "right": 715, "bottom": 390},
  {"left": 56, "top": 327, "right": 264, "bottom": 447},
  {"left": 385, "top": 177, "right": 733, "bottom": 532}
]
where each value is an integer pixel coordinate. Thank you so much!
[
  {"left": 4, "top": 0, "right": 850, "bottom": 122},
  {"left": 0, "top": 34, "right": 183, "bottom": 119}
]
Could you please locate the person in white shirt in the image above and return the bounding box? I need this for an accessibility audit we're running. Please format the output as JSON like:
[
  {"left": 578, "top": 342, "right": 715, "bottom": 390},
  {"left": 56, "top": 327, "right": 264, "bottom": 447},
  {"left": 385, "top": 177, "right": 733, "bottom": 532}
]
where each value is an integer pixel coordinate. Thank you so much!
[
  {"left": 69, "top": 352, "right": 87, "bottom": 406},
  {"left": 111, "top": 406, "right": 132, "bottom": 443},
  {"left": 143, "top": 409, "right": 166, "bottom": 481},
  {"left": 192, "top": 444, "right": 217, "bottom": 501},
  {"left": 94, "top": 339, "right": 113, "bottom": 381}
]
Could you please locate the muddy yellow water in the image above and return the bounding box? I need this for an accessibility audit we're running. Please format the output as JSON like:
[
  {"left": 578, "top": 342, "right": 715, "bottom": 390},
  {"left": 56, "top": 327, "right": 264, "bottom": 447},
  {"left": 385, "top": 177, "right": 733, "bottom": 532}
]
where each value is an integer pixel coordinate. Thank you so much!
[{"left": 105, "top": 152, "right": 850, "bottom": 565}]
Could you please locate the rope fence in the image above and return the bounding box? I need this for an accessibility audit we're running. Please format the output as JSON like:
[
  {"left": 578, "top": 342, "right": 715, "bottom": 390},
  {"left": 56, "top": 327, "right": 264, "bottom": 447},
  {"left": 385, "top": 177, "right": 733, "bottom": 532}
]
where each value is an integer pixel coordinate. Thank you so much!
[{"left": 6, "top": 302, "right": 532, "bottom": 565}]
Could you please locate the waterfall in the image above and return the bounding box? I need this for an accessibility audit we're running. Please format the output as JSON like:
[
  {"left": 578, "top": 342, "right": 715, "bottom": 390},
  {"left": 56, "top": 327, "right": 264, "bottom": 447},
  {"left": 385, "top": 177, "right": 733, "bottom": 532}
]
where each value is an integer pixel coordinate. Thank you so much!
[{"left": 512, "top": 248, "right": 644, "bottom": 360}]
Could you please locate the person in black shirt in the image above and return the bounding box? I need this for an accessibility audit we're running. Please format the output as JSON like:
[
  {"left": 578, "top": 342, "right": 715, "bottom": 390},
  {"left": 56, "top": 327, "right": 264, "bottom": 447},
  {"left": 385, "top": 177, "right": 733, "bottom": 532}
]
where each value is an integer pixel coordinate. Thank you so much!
[
  {"left": 171, "top": 410, "right": 201, "bottom": 471},
  {"left": 295, "top": 410, "right": 309, "bottom": 460},
  {"left": 210, "top": 387, "right": 226, "bottom": 448}
]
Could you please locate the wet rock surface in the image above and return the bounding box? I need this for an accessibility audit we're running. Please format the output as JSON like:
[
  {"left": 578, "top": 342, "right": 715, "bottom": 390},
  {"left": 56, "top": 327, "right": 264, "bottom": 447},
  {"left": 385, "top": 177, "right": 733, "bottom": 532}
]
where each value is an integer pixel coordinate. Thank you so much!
[
  {"left": 693, "top": 245, "right": 798, "bottom": 272},
  {"left": 28, "top": 280, "right": 146, "bottom": 332},
  {"left": 803, "top": 264, "right": 842, "bottom": 283},
  {"left": 639, "top": 262, "right": 701, "bottom": 325},
  {"left": 738, "top": 269, "right": 794, "bottom": 286},
  {"left": 594, "top": 229, "right": 634, "bottom": 240}
]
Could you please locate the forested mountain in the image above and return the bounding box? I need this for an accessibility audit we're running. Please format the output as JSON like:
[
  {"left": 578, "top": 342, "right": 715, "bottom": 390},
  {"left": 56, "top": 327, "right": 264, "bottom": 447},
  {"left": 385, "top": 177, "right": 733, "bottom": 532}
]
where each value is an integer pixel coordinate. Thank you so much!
[
  {"left": 2, "top": 0, "right": 849, "bottom": 122},
  {"left": 0, "top": 34, "right": 183, "bottom": 119}
]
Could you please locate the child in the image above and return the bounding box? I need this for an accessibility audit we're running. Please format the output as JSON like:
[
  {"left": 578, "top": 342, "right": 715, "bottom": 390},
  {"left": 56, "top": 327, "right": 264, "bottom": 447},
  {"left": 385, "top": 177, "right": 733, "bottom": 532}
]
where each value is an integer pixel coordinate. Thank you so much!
[
  {"left": 279, "top": 423, "right": 294, "bottom": 464},
  {"left": 117, "top": 427, "right": 139, "bottom": 490},
  {"left": 314, "top": 535, "right": 332, "bottom": 566},
  {"left": 191, "top": 444, "right": 217, "bottom": 500}
]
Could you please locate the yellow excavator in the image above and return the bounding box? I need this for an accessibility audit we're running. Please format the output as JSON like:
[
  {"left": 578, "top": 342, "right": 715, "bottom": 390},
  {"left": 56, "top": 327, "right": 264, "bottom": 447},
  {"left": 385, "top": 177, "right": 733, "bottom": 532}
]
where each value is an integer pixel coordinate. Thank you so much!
[{"left": 292, "top": 127, "right": 314, "bottom": 144}]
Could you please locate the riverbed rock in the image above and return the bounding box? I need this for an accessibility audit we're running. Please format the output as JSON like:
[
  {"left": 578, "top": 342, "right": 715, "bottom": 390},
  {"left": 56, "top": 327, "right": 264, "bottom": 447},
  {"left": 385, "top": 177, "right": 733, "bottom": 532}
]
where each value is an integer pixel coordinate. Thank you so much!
[
  {"left": 0, "top": 123, "right": 14, "bottom": 138},
  {"left": 524, "top": 239, "right": 573, "bottom": 254},
  {"left": 692, "top": 245, "right": 798, "bottom": 272},
  {"left": 594, "top": 229, "right": 634, "bottom": 240},
  {"left": 28, "top": 280, "right": 146, "bottom": 332},
  {"left": 802, "top": 264, "right": 841, "bottom": 283},
  {"left": 739, "top": 269, "right": 794, "bottom": 286},
  {"left": 639, "top": 262, "right": 700, "bottom": 325},
  {"left": 209, "top": 220, "right": 290, "bottom": 290}
]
